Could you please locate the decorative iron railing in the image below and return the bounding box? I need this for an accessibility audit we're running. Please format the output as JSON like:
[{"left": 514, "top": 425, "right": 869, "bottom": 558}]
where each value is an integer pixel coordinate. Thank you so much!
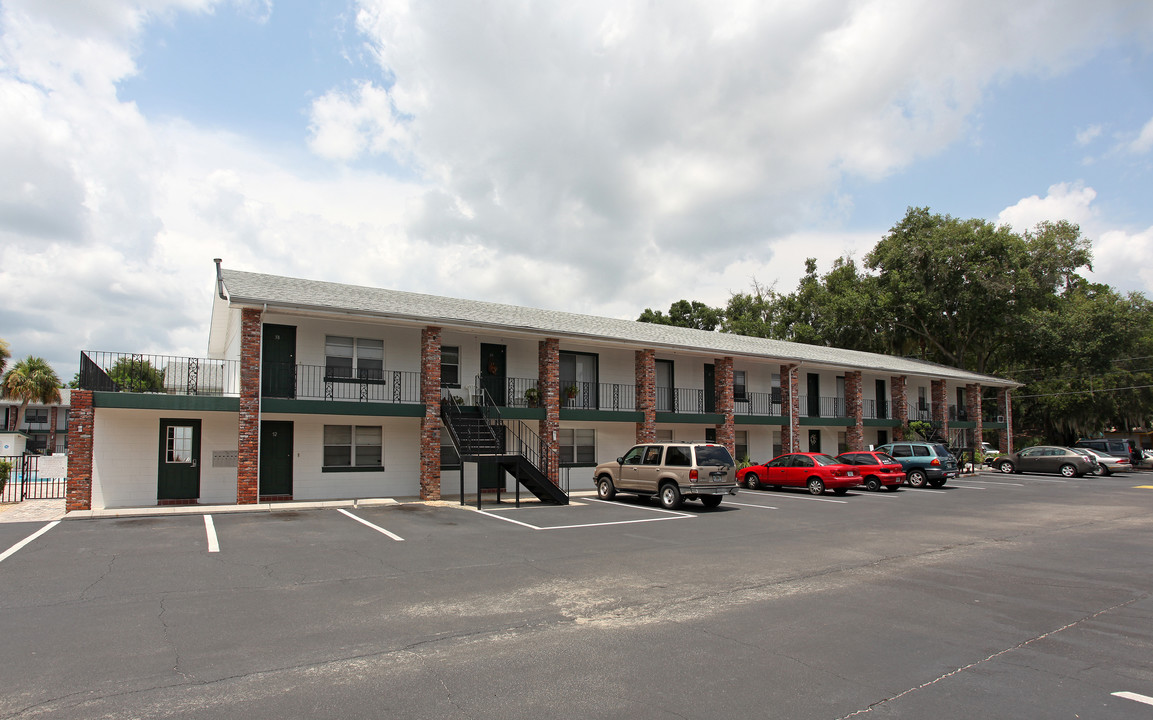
[{"left": 80, "top": 352, "right": 240, "bottom": 396}]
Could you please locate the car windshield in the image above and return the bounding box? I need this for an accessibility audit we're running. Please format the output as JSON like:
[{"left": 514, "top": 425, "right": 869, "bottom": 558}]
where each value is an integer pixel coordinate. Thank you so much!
[
  {"left": 695, "top": 445, "right": 734, "bottom": 466},
  {"left": 811, "top": 454, "right": 840, "bottom": 466}
]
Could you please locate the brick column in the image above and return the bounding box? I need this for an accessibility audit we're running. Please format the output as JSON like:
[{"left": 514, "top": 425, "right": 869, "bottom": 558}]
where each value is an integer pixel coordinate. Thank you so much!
[
  {"left": 966, "top": 384, "right": 983, "bottom": 453},
  {"left": 931, "top": 379, "right": 948, "bottom": 440},
  {"left": 714, "top": 357, "right": 735, "bottom": 458},
  {"left": 781, "top": 364, "right": 800, "bottom": 453},
  {"left": 890, "top": 375, "right": 908, "bottom": 440},
  {"left": 237, "top": 308, "right": 262, "bottom": 504},
  {"left": 48, "top": 406, "right": 58, "bottom": 455},
  {"left": 420, "top": 327, "right": 443, "bottom": 500},
  {"left": 65, "top": 390, "right": 93, "bottom": 512},
  {"left": 635, "top": 350, "right": 656, "bottom": 443},
  {"left": 997, "top": 388, "right": 1012, "bottom": 453},
  {"left": 846, "top": 371, "right": 864, "bottom": 450},
  {"left": 538, "top": 338, "right": 560, "bottom": 485}
]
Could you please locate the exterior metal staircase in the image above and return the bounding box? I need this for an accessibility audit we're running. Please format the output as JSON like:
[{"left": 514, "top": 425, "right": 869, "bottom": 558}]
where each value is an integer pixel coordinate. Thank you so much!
[{"left": 440, "top": 390, "right": 568, "bottom": 505}]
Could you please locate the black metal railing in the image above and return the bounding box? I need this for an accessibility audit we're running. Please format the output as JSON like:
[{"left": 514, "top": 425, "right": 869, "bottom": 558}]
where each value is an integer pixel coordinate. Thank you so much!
[
  {"left": 0, "top": 456, "right": 64, "bottom": 502},
  {"left": 799, "top": 396, "right": 847, "bottom": 418},
  {"left": 80, "top": 352, "right": 240, "bottom": 396},
  {"left": 291, "top": 364, "right": 420, "bottom": 403},
  {"left": 863, "top": 398, "right": 889, "bottom": 419},
  {"left": 734, "top": 390, "right": 783, "bottom": 416},
  {"left": 475, "top": 387, "right": 550, "bottom": 478}
]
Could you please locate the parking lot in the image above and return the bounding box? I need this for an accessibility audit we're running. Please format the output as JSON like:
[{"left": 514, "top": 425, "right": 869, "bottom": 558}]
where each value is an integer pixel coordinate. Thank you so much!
[{"left": 2, "top": 470, "right": 1153, "bottom": 719}]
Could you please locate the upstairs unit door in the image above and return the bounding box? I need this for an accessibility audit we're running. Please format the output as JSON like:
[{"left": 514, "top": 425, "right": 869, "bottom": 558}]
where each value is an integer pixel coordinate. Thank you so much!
[
  {"left": 479, "top": 344, "right": 506, "bottom": 405},
  {"left": 704, "top": 364, "right": 715, "bottom": 413},
  {"left": 158, "top": 419, "right": 201, "bottom": 501},
  {"left": 262, "top": 324, "right": 297, "bottom": 399}
]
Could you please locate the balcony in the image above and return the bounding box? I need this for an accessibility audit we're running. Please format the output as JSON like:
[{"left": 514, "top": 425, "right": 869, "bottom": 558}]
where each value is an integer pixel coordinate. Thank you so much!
[
  {"left": 80, "top": 352, "right": 240, "bottom": 396},
  {"left": 863, "top": 398, "right": 889, "bottom": 420},
  {"left": 799, "top": 396, "right": 847, "bottom": 418},
  {"left": 264, "top": 363, "right": 421, "bottom": 403}
]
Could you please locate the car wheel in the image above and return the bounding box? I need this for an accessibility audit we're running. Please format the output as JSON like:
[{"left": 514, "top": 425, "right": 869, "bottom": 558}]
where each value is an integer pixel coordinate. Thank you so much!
[
  {"left": 1059, "top": 463, "right": 1078, "bottom": 478},
  {"left": 659, "top": 483, "right": 683, "bottom": 510},
  {"left": 743, "top": 472, "right": 760, "bottom": 490},
  {"left": 807, "top": 478, "right": 825, "bottom": 495},
  {"left": 928, "top": 478, "right": 946, "bottom": 488},
  {"left": 700, "top": 495, "right": 723, "bottom": 508},
  {"left": 906, "top": 469, "right": 927, "bottom": 488},
  {"left": 833, "top": 487, "right": 848, "bottom": 496},
  {"left": 997, "top": 461, "right": 1015, "bottom": 474},
  {"left": 596, "top": 476, "right": 616, "bottom": 500},
  {"left": 864, "top": 476, "right": 881, "bottom": 492},
  {"left": 1096, "top": 467, "right": 1110, "bottom": 476}
]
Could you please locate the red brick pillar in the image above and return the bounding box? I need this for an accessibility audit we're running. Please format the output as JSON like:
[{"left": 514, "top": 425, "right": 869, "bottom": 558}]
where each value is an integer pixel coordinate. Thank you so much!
[
  {"left": 237, "top": 308, "right": 261, "bottom": 504},
  {"left": 997, "top": 388, "right": 1012, "bottom": 453},
  {"left": 538, "top": 338, "right": 560, "bottom": 485},
  {"left": 65, "top": 390, "right": 93, "bottom": 512},
  {"left": 48, "top": 406, "right": 58, "bottom": 455},
  {"left": 714, "top": 357, "right": 735, "bottom": 458},
  {"left": 890, "top": 375, "right": 908, "bottom": 440},
  {"left": 635, "top": 350, "right": 656, "bottom": 443},
  {"left": 931, "top": 379, "right": 948, "bottom": 440},
  {"left": 966, "top": 384, "right": 983, "bottom": 453},
  {"left": 420, "top": 327, "right": 443, "bottom": 500},
  {"left": 781, "top": 364, "right": 800, "bottom": 453},
  {"left": 846, "top": 371, "right": 864, "bottom": 450}
]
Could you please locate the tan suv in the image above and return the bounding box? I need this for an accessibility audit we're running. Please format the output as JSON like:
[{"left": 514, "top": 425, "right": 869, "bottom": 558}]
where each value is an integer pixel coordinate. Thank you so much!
[{"left": 593, "top": 443, "right": 738, "bottom": 509}]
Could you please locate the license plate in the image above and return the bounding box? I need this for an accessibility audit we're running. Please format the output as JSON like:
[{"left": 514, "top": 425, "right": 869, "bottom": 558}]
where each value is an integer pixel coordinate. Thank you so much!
[{"left": 709, "top": 472, "right": 727, "bottom": 479}]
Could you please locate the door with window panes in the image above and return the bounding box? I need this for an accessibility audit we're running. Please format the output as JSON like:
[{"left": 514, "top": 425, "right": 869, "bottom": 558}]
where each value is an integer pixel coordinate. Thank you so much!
[{"left": 158, "top": 419, "right": 201, "bottom": 500}]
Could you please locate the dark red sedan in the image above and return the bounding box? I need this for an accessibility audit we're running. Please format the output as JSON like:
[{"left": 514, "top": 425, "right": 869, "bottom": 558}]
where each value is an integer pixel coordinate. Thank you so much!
[
  {"left": 834, "top": 451, "right": 905, "bottom": 491},
  {"left": 738, "top": 453, "right": 860, "bottom": 495}
]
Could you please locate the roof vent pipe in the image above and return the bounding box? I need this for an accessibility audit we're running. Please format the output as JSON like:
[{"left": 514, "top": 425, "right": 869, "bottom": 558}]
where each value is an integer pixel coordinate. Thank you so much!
[{"left": 214, "top": 258, "right": 227, "bottom": 300}]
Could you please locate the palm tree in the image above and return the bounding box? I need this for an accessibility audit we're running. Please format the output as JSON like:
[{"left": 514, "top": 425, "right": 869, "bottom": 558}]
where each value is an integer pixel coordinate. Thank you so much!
[
  {"left": 0, "top": 339, "right": 9, "bottom": 376},
  {"left": 1, "top": 356, "right": 63, "bottom": 432}
]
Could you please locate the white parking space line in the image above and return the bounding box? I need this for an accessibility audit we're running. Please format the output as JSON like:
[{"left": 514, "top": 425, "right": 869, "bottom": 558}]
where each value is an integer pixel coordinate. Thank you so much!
[
  {"left": 337, "top": 508, "right": 405, "bottom": 541},
  {"left": 952, "top": 479, "right": 1025, "bottom": 487},
  {"left": 473, "top": 498, "right": 696, "bottom": 530},
  {"left": 204, "top": 515, "right": 220, "bottom": 553},
  {"left": 945, "top": 484, "right": 986, "bottom": 490},
  {"left": 1028, "top": 478, "right": 1069, "bottom": 483},
  {"left": 750, "top": 492, "right": 848, "bottom": 504},
  {"left": 1112, "top": 691, "right": 1153, "bottom": 707},
  {"left": 727, "top": 501, "right": 779, "bottom": 510},
  {"left": 0, "top": 521, "right": 60, "bottom": 564}
]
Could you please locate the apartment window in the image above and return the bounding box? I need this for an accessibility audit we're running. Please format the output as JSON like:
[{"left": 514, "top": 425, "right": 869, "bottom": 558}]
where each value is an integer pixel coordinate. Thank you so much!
[
  {"left": 24, "top": 409, "right": 49, "bottom": 426},
  {"left": 439, "top": 427, "right": 460, "bottom": 468},
  {"left": 166, "top": 426, "right": 193, "bottom": 463},
  {"left": 917, "top": 386, "right": 927, "bottom": 410},
  {"left": 656, "top": 429, "right": 674, "bottom": 442},
  {"left": 771, "top": 373, "right": 781, "bottom": 406},
  {"left": 838, "top": 431, "right": 849, "bottom": 454},
  {"left": 560, "top": 352, "right": 598, "bottom": 408},
  {"left": 735, "top": 430, "right": 748, "bottom": 462},
  {"left": 441, "top": 346, "right": 460, "bottom": 388},
  {"left": 656, "top": 360, "right": 674, "bottom": 412},
  {"left": 772, "top": 431, "right": 782, "bottom": 459},
  {"left": 559, "top": 428, "right": 596, "bottom": 465},
  {"left": 325, "top": 336, "right": 384, "bottom": 380},
  {"left": 323, "top": 425, "right": 383, "bottom": 469},
  {"left": 733, "top": 370, "right": 747, "bottom": 402}
]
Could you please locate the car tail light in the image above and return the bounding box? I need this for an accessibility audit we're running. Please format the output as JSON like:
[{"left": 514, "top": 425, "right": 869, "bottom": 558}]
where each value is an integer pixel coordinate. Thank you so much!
[
  {"left": 930, "top": 458, "right": 940, "bottom": 466},
  {"left": 690, "top": 469, "right": 698, "bottom": 480}
]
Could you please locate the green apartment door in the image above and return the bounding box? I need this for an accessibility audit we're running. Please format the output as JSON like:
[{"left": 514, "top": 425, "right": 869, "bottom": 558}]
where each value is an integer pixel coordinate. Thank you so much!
[
  {"left": 262, "top": 324, "right": 297, "bottom": 398},
  {"left": 158, "top": 419, "right": 201, "bottom": 501},
  {"left": 260, "top": 421, "right": 294, "bottom": 497},
  {"left": 479, "top": 343, "right": 506, "bottom": 405},
  {"left": 704, "top": 364, "right": 716, "bottom": 413}
]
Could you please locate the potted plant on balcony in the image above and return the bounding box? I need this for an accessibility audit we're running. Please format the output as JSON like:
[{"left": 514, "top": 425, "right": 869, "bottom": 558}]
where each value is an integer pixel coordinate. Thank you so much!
[
  {"left": 564, "top": 384, "right": 579, "bottom": 400},
  {"left": 524, "top": 387, "right": 540, "bottom": 407}
]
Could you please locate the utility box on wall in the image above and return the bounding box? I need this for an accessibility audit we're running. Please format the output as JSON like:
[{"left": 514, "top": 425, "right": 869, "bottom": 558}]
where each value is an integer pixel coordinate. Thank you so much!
[{"left": 0, "top": 432, "right": 28, "bottom": 456}]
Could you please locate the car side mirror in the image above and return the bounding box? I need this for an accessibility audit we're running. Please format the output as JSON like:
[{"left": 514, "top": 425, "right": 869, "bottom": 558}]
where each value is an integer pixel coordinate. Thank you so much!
[{"left": 616, "top": 457, "right": 624, "bottom": 464}]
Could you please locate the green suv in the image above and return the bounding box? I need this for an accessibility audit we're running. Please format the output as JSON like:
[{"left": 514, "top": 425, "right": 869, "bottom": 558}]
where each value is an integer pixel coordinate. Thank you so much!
[{"left": 875, "top": 441, "right": 959, "bottom": 488}]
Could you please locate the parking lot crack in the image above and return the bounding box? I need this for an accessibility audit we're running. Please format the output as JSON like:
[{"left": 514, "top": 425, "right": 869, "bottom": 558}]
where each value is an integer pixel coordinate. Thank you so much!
[
  {"left": 832, "top": 592, "right": 1149, "bottom": 719},
  {"left": 158, "top": 596, "right": 196, "bottom": 684},
  {"left": 78, "top": 554, "right": 118, "bottom": 601}
]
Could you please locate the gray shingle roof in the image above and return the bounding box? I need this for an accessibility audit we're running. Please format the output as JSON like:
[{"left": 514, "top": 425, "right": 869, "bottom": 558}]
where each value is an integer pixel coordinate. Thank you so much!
[{"left": 221, "top": 268, "right": 1015, "bottom": 387}]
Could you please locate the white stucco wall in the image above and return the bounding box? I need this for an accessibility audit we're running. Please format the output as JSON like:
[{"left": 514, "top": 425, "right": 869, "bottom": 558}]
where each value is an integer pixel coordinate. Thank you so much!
[{"left": 91, "top": 409, "right": 239, "bottom": 509}]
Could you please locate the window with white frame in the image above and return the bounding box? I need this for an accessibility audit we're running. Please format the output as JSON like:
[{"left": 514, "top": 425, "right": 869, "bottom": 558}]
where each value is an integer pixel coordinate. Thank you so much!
[
  {"left": 325, "top": 336, "right": 384, "bottom": 380},
  {"left": 323, "top": 425, "right": 383, "bottom": 470},
  {"left": 735, "top": 430, "right": 748, "bottom": 462},
  {"left": 441, "top": 346, "right": 460, "bottom": 388},
  {"left": 439, "top": 426, "right": 460, "bottom": 468},
  {"left": 733, "top": 370, "right": 747, "bottom": 402},
  {"left": 559, "top": 428, "right": 596, "bottom": 464}
]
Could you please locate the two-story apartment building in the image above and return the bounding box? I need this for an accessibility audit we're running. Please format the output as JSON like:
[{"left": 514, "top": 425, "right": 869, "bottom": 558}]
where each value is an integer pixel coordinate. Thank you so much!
[
  {"left": 65, "top": 261, "right": 1017, "bottom": 511},
  {"left": 2, "top": 389, "right": 70, "bottom": 455}
]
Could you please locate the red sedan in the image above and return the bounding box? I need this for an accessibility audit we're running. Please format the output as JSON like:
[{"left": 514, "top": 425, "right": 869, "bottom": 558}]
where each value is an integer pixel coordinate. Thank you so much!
[
  {"left": 834, "top": 451, "right": 905, "bottom": 491},
  {"left": 739, "top": 453, "right": 860, "bottom": 495}
]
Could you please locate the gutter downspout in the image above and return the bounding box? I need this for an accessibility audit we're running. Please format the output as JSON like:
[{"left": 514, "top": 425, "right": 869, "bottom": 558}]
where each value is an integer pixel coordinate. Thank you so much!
[
  {"left": 214, "top": 258, "right": 227, "bottom": 300},
  {"left": 256, "top": 303, "right": 266, "bottom": 498}
]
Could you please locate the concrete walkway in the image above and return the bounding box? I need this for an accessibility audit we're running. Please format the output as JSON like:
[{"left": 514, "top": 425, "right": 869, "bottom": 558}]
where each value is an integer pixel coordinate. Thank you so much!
[{"left": 0, "top": 499, "right": 67, "bottom": 523}]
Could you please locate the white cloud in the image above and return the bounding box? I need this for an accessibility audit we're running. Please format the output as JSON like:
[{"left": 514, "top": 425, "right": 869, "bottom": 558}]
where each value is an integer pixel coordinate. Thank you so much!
[
  {"left": 997, "top": 182, "right": 1098, "bottom": 231},
  {"left": 2, "top": 0, "right": 1153, "bottom": 379},
  {"left": 1076, "top": 124, "right": 1103, "bottom": 146},
  {"left": 1129, "top": 116, "right": 1153, "bottom": 155}
]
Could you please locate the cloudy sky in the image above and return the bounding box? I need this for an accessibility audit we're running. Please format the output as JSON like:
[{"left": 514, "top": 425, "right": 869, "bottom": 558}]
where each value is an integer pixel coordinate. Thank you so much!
[{"left": 2, "top": 0, "right": 1152, "bottom": 380}]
